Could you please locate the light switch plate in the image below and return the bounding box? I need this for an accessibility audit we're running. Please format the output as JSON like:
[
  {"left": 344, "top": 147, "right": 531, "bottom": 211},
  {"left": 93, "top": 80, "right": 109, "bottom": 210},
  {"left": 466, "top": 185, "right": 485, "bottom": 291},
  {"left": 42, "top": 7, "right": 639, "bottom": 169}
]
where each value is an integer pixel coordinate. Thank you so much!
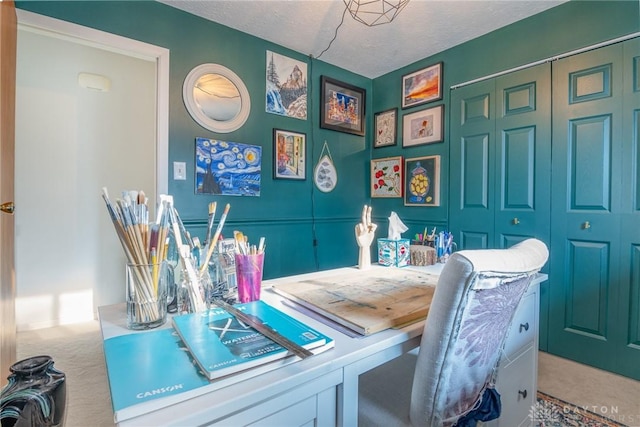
[{"left": 173, "top": 162, "right": 187, "bottom": 180}]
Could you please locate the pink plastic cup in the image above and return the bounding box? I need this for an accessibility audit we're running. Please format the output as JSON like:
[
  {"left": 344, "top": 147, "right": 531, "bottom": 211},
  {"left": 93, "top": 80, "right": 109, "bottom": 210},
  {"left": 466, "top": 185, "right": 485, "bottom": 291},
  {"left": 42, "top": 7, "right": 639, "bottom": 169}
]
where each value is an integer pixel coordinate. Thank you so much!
[{"left": 235, "top": 253, "right": 265, "bottom": 303}]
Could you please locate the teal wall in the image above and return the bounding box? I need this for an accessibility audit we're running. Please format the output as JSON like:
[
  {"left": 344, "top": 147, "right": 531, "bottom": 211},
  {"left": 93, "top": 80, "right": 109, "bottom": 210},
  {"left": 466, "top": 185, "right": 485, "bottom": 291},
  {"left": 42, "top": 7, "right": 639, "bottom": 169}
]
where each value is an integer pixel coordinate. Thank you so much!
[
  {"left": 16, "top": 0, "right": 639, "bottom": 279},
  {"left": 16, "top": 1, "right": 373, "bottom": 278},
  {"left": 370, "top": 0, "right": 640, "bottom": 242}
]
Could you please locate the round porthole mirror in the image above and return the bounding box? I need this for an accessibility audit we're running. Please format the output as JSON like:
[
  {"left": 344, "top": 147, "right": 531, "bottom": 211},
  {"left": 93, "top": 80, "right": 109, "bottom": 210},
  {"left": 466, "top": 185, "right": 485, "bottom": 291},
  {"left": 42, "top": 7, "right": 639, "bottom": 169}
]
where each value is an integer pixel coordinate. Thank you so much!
[{"left": 183, "top": 63, "right": 251, "bottom": 133}]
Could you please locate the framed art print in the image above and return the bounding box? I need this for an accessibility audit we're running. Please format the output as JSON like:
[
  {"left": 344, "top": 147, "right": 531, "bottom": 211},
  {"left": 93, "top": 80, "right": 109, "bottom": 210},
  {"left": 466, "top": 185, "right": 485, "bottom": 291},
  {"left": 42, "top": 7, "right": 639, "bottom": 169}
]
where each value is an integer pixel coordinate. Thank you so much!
[
  {"left": 402, "top": 62, "right": 443, "bottom": 109},
  {"left": 320, "top": 76, "right": 366, "bottom": 136},
  {"left": 266, "top": 51, "right": 307, "bottom": 120},
  {"left": 371, "top": 156, "right": 403, "bottom": 198},
  {"left": 404, "top": 155, "right": 440, "bottom": 206},
  {"left": 402, "top": 105, "right": 444, "bottom": 147},
  {"left": 273, "top": 128, "right": 306, "bottom": 180},
  {"left": 196, "top": 137, "right": 261, "bottom": 197},
  {"left": 374, "top": 108, "right": 398, "bottom": 148}
]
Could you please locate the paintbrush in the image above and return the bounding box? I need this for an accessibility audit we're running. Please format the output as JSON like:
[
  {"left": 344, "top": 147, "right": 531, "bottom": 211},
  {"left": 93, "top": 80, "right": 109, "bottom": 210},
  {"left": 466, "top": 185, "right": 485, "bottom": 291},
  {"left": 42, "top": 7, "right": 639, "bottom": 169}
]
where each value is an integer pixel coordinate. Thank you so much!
[
  {"left": 200, "top": 203, "right": 230, "bottom": 275},
  {"left": 204, "top": 202, "right": 217, "bottom": 246}
]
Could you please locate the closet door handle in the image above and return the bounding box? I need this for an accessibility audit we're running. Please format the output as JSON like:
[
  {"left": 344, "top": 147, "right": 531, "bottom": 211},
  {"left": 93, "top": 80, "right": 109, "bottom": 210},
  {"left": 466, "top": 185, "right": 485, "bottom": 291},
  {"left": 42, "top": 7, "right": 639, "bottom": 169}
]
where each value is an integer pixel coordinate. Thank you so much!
[
  {"left": 518, "top": 389, "right": 528, "bottom": 399},
  {"left": 519, "top": 322, "right": 529, "bottom": 333}
]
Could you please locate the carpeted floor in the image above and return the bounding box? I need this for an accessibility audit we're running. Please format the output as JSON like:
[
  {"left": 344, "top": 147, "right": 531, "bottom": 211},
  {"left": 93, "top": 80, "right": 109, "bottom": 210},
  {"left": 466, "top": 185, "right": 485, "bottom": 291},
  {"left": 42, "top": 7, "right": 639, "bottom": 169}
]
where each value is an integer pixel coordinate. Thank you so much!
[
  {"left": 15, "top": 322, "right": 115, "bottom": 427},
  {"left": 536, "top": 391, "right": 628, "bottom": 427}
]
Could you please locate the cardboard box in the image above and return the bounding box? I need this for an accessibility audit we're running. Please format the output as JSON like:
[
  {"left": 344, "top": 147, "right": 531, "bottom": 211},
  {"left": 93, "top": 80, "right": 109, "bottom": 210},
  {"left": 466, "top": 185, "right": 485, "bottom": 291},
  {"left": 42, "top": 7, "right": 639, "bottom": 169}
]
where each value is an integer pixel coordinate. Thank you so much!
[{"left": 377, "top": 238, "right": 410, "bottom": 267}]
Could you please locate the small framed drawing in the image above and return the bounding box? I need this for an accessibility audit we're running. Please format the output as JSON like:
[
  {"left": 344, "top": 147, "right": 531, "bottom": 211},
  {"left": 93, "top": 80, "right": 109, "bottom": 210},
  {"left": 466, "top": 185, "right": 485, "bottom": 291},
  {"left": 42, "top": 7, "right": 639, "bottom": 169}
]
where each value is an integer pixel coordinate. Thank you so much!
[
  {"left": 273, "top": 128, "right": 306, "bottom": 180},
  {"left": 404, "top": 155, "right": 440, "bottom": 207},
  {"left": 371, "top": 156, "right": 403, "bottom": 198},
  {"left": 374, "top": 108, "right": 398, "bottom": 148},
  {"left": 320, "top": 76, "right": 366, "bottom": 136},
  {"left": 402, "top": 105, "right": 444, "bottom": 147},
  {"left": 402, "top": 62, "right": 443, "bottom": 109}
]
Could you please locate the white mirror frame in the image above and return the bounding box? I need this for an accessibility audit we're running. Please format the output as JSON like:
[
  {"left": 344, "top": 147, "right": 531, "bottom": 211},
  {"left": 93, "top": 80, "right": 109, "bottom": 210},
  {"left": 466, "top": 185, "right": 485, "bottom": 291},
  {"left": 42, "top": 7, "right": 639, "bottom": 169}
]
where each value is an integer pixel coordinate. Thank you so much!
[{"left": 183, "top": 63, "right": 251, "bottom": 133}]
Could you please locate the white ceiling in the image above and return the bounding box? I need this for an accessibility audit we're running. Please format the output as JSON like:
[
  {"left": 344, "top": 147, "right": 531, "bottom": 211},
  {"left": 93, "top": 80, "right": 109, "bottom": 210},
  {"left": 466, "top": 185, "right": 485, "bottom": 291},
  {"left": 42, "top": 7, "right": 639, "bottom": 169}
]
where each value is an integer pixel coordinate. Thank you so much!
[{"left": 159, "top": 0, "right": 567, "bottom": 78}]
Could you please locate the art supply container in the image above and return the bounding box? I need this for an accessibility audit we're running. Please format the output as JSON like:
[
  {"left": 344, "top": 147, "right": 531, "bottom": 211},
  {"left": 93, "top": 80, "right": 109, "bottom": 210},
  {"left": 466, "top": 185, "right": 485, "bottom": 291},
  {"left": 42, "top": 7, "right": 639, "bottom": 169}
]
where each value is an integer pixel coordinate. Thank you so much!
[
  {"left": 126, "top": 262, "right": 168, "bottom": 330},
  {"left": 235, "top": 253, "right": 264, "bottom": 303}
]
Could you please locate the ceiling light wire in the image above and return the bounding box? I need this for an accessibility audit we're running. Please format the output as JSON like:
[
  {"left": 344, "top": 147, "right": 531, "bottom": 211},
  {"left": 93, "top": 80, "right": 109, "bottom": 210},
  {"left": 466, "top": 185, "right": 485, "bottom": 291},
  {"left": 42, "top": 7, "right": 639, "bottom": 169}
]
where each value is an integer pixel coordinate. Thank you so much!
[{"left": 314, "top": 5, "right": 348, "bottom": 60}]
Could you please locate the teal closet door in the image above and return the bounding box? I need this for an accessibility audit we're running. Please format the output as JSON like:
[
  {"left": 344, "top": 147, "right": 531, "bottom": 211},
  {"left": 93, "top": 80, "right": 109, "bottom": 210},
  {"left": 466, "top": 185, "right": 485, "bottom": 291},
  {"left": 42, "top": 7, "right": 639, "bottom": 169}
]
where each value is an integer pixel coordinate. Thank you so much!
[
  {"left": 449, "top": 64, "right": 551, "bottom": 251},
  {"left": 616, "top": 38, "right": 640, "bottom": 380},
  {"left": 449, "top": 79, "right": 496, "bottom": 250},
  {"left": 495, "top": 64, "right": 552, "bottom": 349},
  {"left": 494, "top": 64, "right": 551, "bottom": 249},
  {"left": 549, "top": 42, "right": 633, "bottom": 378}
]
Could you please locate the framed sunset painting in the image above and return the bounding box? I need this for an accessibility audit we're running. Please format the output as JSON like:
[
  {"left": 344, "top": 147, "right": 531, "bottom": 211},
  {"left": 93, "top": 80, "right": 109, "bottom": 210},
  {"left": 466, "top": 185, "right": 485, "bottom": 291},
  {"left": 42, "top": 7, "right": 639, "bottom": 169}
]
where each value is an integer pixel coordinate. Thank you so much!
[{"left": 402, "top": 62, "right": 443, "bottom": 109}]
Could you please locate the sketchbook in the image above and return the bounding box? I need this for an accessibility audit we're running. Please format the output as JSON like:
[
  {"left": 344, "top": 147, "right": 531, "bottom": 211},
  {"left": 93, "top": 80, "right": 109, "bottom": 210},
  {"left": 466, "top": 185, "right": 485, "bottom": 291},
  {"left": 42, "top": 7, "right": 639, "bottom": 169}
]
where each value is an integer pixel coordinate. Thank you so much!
[{"left": 172, "top": 300, "right": 334, "bottom": 380}]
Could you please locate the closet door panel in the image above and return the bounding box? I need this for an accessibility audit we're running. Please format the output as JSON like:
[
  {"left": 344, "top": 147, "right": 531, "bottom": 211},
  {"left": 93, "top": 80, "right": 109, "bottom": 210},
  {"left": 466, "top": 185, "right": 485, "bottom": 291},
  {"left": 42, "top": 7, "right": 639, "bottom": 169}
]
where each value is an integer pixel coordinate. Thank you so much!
[
  {"left": 449, "top": 80, "right": 495, "bottom": 249},
  {"left": 495, "top": 64, "right": 551, "bottom": 249},
  {"left": 549, "top": 42, "right": 625, "bottom": 374},
  {"left": 617, "top": 37, "right": 640, "bottom": 379}
]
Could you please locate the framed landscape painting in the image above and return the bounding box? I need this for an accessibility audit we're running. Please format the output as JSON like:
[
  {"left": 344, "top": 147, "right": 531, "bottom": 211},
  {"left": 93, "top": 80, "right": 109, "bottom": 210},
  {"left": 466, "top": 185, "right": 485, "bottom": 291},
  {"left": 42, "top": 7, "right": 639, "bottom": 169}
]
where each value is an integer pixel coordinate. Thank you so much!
[
  {"left": 402, "top": 62, "right": 443, "bottom": 109},
  {"left": 404, "top": 155, "right": 440, "bottom": 206},
  {"left": 320, "top": 76, "right": 366, "bottom": 136},
  {"left": 371, "top": 156, "right": 403, "bottom": 198}
]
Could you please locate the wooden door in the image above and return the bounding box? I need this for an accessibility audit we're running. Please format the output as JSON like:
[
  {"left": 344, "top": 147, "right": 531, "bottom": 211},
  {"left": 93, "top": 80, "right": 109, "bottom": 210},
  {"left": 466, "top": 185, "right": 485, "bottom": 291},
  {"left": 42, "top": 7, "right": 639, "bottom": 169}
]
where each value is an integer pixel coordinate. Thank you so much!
[
  {"left": 549, "top": 41, "right": 635, "bottom": 378},
  {"left": 0, "top": 0, "right": 17, "bottom": 383}
]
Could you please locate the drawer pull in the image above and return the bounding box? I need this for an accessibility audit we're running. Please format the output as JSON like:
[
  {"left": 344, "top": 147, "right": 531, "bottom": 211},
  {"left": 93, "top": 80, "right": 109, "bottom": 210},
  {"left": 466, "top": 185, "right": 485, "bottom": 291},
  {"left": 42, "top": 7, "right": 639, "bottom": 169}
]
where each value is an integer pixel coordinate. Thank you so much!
[
  {"left": 518, "top": 389, "right": 528, "bottom": 399},
  {"left": 583, "top": 221, "right": 591, "bottom": 229},
  {"left": 512, "top": 217, "right": 520, "bottom": 225},
  {"left": 519, "top": 322, "right": 529, "bottom": 333}
]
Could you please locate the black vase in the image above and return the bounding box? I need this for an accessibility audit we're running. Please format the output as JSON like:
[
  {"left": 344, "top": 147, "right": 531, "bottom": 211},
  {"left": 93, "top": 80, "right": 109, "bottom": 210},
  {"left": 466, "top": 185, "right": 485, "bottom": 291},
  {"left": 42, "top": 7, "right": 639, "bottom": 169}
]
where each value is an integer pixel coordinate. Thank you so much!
[{"left": 0, "top": 355, "right": 66, "bottom": 427}]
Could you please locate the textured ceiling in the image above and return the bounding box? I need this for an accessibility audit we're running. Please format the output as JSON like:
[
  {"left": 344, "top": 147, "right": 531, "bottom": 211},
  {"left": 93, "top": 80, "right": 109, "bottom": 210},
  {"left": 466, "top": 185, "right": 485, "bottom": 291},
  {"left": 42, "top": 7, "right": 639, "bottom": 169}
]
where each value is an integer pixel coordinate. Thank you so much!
[{"left": 159, "top": 0, "right": 566, "bottom": 78}]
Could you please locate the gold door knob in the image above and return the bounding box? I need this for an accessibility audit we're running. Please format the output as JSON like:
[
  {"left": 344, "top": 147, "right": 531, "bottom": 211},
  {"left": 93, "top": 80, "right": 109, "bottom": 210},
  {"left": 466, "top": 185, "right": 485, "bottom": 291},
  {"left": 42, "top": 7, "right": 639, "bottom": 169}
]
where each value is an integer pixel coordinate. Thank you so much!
[
  {"left": 583, "top": 221, "right": 591, "bottom": 229},
  {"left": 512, "top": 218, "right": 520, "bottom": 225},
  {"left": 0, "top": 202, "right": 14, "bottom": 214}
]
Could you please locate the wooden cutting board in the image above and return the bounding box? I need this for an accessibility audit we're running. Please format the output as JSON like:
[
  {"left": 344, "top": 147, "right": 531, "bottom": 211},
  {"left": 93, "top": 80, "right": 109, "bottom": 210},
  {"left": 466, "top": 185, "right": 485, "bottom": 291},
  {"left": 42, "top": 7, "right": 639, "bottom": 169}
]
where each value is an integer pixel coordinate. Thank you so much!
[{"left": 271, "top": 267, "right": 438, "bottom": 335}]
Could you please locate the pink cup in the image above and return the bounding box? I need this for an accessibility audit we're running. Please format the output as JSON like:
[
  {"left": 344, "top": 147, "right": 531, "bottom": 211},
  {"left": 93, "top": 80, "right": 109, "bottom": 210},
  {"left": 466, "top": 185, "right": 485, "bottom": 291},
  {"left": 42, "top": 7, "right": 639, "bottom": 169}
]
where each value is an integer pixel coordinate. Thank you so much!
[{"left": 235, "top": 253, "right": 265, "bottom": 303}]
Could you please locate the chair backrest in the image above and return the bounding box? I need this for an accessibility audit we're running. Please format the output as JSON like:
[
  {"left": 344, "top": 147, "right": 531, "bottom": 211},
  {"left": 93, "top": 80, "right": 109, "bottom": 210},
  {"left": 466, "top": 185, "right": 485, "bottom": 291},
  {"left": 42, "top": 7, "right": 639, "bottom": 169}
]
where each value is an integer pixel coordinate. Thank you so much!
[{"left": 409, "top": 238, "right": 549, "bottom": 426}]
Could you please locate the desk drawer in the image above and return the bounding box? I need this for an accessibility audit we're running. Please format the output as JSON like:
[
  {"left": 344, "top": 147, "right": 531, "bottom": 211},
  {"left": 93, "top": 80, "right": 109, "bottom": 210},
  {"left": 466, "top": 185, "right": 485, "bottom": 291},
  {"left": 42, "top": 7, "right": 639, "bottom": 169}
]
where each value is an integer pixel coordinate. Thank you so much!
[
  {"left": 503, "top": 291, "right": 536, "bottom": 358},
  {"left": 493, "top": 346, "right": 536, "bottom": 427}
]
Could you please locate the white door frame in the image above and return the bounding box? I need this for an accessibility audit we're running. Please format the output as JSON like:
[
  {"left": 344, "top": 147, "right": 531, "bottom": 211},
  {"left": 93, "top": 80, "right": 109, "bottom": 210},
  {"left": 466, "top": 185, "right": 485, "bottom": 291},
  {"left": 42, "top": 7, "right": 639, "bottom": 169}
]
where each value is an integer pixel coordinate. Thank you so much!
[{"left": 16, "top": 9, "right": 169, "bottom": 195}]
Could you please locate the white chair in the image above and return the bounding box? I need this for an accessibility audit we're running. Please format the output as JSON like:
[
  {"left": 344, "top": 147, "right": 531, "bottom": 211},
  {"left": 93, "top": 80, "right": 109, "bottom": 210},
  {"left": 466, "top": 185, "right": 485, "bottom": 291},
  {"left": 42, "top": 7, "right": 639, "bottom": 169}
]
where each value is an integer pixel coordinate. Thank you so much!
[{"left": 358, "top": 238, "right": 549, "bottom": 427}]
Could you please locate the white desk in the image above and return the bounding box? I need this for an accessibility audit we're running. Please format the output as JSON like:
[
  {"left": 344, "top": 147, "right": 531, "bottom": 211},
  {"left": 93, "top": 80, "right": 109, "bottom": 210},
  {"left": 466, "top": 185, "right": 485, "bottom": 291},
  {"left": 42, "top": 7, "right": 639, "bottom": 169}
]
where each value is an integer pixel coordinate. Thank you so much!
[{"left": 98, "top": 265, "right": 546, "bottom": 427}]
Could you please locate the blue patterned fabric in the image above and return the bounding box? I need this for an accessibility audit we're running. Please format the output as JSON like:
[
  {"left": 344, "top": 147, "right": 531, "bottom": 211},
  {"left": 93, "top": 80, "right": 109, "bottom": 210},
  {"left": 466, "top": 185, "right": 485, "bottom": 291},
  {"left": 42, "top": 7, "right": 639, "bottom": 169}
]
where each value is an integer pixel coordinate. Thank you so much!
[{"left": 453, "top": 387, "right": 502, "bottom": 427}]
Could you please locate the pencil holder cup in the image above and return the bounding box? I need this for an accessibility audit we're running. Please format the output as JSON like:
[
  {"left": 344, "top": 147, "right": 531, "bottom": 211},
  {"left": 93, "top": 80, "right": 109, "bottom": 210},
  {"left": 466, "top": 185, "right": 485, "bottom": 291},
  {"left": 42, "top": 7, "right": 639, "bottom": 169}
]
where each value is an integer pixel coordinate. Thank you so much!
[
  {"left": 235, "top": 253, "right": 264, "bottom": 303},
  {"left": 126, "top": 262, "right": 168, "bottom": 330}
]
